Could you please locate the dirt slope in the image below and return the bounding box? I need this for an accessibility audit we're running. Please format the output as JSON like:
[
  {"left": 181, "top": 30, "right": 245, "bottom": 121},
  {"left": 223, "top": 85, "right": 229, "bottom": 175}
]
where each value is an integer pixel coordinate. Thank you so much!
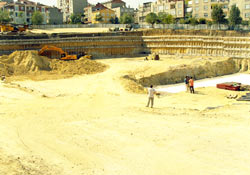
[{"left": 0, "top": 56, "right": 250, "bottom": 175}]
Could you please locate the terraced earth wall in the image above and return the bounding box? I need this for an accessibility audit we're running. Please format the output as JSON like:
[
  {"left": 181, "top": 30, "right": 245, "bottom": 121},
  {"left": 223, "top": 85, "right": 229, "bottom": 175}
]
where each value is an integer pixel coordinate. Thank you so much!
[{"left": 1, "top": 30, "right": 250, "bottom": 58}]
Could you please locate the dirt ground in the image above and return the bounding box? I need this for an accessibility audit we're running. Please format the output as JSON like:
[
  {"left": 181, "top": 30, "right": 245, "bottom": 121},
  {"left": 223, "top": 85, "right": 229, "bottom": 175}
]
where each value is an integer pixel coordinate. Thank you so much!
[
  {"left": 30, "top": 28, "right": 110, "bottom": 34},
  {"left": 0, "top": 56, "right": 250, "bottom": 175}
]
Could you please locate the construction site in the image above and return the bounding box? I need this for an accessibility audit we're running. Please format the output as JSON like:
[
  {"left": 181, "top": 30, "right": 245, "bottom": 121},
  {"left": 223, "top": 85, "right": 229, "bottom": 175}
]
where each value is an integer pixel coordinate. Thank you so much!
[{"left": 0, "top": 27, "right": 250, "bottom": 175}]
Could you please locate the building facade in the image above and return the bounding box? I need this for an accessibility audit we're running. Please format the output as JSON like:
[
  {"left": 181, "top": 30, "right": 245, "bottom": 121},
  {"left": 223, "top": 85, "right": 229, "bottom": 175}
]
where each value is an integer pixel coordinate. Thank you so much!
[
  {"left": 151, "top": 0, "right": 185, "bottom": 18},
  {"left": 90, "top": 3, "right": 115, "bottom": 24},
  {"left": 0, "top": 0, "right": 49, "bottom": 24},
  {"left": 57, "top": 0, "right": 87, "bottom": 22},
  {"left": 186, "top": 0, "right": 229, "bottom": 19},
  {"left": 102, "top": 0, "right": 125, "bottom": 9},
  {"left": 138, "top": 2, "right": 152, "bottom": 24},
  {"left": 48, "top": 7, "right": 63, "bottom": 24},
  {"left": 92, "top": 8, "right": 115, "bottom": 24}
]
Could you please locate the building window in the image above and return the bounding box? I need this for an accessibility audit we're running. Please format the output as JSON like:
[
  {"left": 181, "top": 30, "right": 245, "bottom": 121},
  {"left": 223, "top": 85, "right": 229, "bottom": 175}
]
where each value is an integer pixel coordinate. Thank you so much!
[
  {"left": 195, "top": 14, "right": 199, "bottom": 18},
  {"left": 42, "top": 8, "right": 45, "bottom": 12},
  {"left": 165, "top": 5, "right": 169, "bottom": 10},
  {"left": 15, "top": 12, "right": 18, "bottom": 17},
  {"left": 15, "top": 6, "right": 19, "bottom": 11},
  {"left": 246, "top": 4, "right": 250, "bottom": 9},
  {"left": 204, "top": 0, "right": 208, "bottom": 2},
  {"left": 188, "top": 1, "right": 192, "bottom": 5},
  {"left": 245, "top": 13, "right": 250, "bottom": 18},
  {"left": 178, "top": 10, "right": 182, "bottom": 15},
  {"left": 195, "top": 7, "right": 199, "bottom": 12},
  {"left": 204, "top": 13, "right": 208, "bottom": 17},
  {"left": 178, "top": 4, "right": 182, "bottom": 8},
  {"left": 204, "top": 5, "right": 208, "bottom": 10},
  {"left": 195, "top": 0, "right": 199, "bottom": 4},
  {"left": 158, "top": 5, "right": 163, "bottom": 11}
]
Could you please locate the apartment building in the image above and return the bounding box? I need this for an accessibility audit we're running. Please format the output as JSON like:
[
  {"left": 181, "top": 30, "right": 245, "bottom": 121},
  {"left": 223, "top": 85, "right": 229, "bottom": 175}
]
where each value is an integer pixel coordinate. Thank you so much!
[
  {"left": 57, "top": 0, "right": 87, "bottom": 22},
  {"left": 102, "top": 0, "right": 135, "bottom": 19},
  {"left": 91, "top": 3, "right": 115, "bottom": 24},
  {"left": 48, "top": 7, "right": 63, "bottom": 24},
  {"left": 0, "top": 0, "right": 49, "bottom": 24},
  {"left": 151, "top": 0, "right": 185, "bottom": 18},
  {"left": 138, "top": 2, "right": 152, "bottom": 24},
  {"left": 102, "top": 0, "right": 125, "bottom": 9},
  {"left": 186, "top": 0, "right": 229, "bottom": 19}
]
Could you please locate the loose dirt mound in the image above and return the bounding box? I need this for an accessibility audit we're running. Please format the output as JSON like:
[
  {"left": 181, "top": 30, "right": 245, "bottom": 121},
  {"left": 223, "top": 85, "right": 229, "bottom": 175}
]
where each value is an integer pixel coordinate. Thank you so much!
[
  {"left": 0, "top": 51, "right": 51, "bottom": 76},
  {"left": 0, "top": 51, "right": 107, "bottom": 81}
]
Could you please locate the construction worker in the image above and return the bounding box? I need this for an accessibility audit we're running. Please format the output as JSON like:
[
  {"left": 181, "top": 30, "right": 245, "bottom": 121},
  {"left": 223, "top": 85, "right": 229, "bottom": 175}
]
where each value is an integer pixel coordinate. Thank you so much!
[
  {"left": 189, "top": 77, "right": 194, "bottom": 94},
  {"left": 184, "top": 76, "right": 190, "bottom": 92},
  {"left": 146, "top": 85, "right": 156, "bottom": 108}
]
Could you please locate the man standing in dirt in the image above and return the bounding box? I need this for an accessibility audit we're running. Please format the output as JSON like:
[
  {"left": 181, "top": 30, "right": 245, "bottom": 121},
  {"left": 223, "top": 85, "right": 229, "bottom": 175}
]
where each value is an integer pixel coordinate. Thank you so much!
[
  {"left": 189, "top": 77, "right": 194, "bottom": 94},
  {"left": 146, "top": 85, "right": 156, "bottom": 108},
  {"left": 184, "top": 76, "right": 190, "bottom": 92}
]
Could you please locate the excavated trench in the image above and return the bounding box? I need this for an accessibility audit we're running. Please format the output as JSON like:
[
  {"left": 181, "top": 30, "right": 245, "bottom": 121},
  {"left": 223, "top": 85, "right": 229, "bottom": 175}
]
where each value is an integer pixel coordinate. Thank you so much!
[
  {"left": 122, "top": 57, "right": 250, "bottom": 93},
  {"left": 139, "top": 58, "right": 250, "bottom": 87}
]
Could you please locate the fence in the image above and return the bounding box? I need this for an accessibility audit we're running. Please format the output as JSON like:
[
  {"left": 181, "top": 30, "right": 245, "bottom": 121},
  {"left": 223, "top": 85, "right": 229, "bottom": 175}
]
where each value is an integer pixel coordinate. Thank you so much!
[{"left": 31, "top": 23, "right": 250, "bottom": 31}]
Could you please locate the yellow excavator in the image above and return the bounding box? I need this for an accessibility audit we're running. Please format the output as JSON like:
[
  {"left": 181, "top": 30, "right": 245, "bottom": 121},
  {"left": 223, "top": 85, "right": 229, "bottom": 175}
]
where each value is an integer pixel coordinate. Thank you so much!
[
  {"left": 38, "top": 45, "right": 92, "bottom": 60},
  {"left": 0, "top": 24, "right": 29, "bottom": 33}
]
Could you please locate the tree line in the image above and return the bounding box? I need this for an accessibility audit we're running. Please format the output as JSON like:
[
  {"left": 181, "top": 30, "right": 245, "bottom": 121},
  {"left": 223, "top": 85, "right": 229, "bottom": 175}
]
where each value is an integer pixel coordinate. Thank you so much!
[{"left": 145, "top": 4, "right": 244, "bottom": 29}]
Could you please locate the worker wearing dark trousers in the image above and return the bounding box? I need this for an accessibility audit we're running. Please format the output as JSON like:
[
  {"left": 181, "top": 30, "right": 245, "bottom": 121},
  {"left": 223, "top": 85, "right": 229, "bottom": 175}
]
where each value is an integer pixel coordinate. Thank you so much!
[{"left": 189, "top": 77, "right": 194, "bottom": 94}]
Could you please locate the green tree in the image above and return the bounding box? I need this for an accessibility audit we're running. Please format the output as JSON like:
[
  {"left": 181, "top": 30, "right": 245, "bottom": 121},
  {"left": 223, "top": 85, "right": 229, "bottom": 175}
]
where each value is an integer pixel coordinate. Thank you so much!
[
  {"left": 0, "top": 10, "right": 11, "bottom": 23},
  {"left": 157, "top": 12, "right": 173, "bottom": 24},
  {"left": 95, "top": 13, "right": 103, "bottom": 22},
  {"left": 211, "top": 4, "right": 226, "bottom": 25},
  {"left": 199, "top": 18, "right": 207, "bottom": 24},
  {"left": 31, "top": 11, "right": 44, "bottom": 25},
  {"left": 70, "top": 13, "right": 82, "bottom": 24},
  {"left": 145, "top": 12, "right": 158, "bottom": 27},
  {"left": 228, "top": 4, "right": 242, "bottom": 29},
  {"left": 190, "top": 17, "right": 198, "bottom": 25},
  {"left": 109, "top": 16, "right": 119, "bottom": 24},
  {"left": 120, "top": 13, "right": 134, "bottom": 24}
]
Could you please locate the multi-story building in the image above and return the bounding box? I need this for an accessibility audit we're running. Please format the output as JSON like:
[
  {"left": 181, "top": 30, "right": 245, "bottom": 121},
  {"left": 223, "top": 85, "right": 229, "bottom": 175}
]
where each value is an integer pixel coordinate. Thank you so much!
[
  {"left": 138, "top": 2, "right": 152, "bottom": 24},
  {"left": 0, "top": 0, "right": 49, "bottom": 24},
  {"left": 57, "top": 0, "right": 87, "bottom": 22},
  {"left": 151, "top": 0, "right": 185, "bottom": 18},
  {"left": 102, "top": 0, "right": 135, "bottom": 20},
  {"left": 91, "top": 3, "right": 115, "bottom": 24},
  {"left": 48, "top": 7, "right": 63, "bottom": 24},
  {"left": 102, "top": 0, "right": 125, "bottom": 9},
  {"left": 186, "top": 0, "right": 229, "bottom": 19},
  {"left": 84, "top": 4, "right": 94, "bottom": 23}
]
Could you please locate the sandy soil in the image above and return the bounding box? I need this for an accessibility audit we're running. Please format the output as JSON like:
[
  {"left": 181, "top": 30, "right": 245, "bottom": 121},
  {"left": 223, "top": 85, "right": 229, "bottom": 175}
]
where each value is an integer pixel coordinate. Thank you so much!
[
  {"left": 30, "top": 28, "right": 110, "bottom": 34},
  {"left": 0, "top": 56, "right": 250, "bottom": 175}
]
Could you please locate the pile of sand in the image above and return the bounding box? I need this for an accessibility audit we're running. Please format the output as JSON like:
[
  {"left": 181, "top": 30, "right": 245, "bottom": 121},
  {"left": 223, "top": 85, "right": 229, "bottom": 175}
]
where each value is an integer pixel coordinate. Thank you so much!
[
  {"left": 0, "top": 51, "right": 107, "bottom": 80},
  {"left": 0, "top": 51, "right": 51, "bottom": 76}
]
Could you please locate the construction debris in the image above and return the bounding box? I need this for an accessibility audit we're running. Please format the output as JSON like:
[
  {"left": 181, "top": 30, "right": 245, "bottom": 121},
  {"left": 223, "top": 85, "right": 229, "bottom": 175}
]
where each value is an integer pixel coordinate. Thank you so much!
[
  {"left": 237, "top": 93, "right": 250, "bottom": 101},
  {"left": 217, "top": 82, "right": 241, "bottom": 91}
]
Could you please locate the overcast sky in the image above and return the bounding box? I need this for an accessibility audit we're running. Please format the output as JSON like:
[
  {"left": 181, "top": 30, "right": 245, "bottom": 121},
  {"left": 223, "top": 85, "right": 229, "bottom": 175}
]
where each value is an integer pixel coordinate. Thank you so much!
[{"left": 30, "top": 0, "right": 156, "bottom": 8}]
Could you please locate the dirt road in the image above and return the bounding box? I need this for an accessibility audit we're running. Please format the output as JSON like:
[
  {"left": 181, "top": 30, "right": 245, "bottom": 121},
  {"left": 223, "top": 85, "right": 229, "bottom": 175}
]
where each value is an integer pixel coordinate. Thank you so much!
[{"left": 0, "top": 57, "right": 250, "bottom": 175}]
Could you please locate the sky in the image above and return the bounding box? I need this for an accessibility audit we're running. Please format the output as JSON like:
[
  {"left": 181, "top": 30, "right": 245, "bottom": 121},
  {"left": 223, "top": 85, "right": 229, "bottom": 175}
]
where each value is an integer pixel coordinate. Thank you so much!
[{"left": 30, "top": 0, "right": 156, "bottom": 9}]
